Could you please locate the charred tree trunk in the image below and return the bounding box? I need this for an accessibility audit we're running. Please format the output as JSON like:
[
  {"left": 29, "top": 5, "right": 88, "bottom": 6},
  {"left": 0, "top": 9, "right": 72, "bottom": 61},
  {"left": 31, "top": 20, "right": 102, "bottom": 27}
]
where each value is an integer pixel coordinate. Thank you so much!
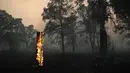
[
  {"left": 100, "top": 21, "right": 107, "bottom": 58},
  {"left": 99, "top": 0, "right": 108, "bottom": 58}
]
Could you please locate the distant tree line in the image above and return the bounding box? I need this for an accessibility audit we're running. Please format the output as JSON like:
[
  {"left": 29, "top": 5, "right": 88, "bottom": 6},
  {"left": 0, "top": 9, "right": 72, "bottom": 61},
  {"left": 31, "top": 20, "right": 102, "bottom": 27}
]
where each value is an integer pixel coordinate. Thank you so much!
[{"left": 0, "top": 10, "right": 37, "bottom": 51}]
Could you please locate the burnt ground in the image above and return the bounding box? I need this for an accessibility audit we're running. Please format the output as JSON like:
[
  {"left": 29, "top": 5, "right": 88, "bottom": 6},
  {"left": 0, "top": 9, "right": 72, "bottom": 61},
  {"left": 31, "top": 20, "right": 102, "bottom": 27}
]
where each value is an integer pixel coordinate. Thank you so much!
[{"left": 0, "top": 51, "right": 130, "bottom": 73}]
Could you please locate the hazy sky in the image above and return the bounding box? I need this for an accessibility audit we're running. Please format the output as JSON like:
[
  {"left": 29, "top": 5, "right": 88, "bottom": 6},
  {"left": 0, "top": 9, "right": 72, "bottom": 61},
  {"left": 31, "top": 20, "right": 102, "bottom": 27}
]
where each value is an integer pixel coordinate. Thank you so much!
[{"left": 0, "top": 0, "right": 49, "bottom": 31}]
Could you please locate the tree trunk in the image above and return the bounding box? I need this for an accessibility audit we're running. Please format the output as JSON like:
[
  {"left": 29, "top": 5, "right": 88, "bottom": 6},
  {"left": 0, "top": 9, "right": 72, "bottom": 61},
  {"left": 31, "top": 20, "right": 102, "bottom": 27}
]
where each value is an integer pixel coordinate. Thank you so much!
[
  {"left": 60, "top": 21, "right": 65, "bottom": 52},
  {"left": 100, "top": 25, "right": 107, "bottom": 58},
  {"left": 59, "top": 0, "right": 65, "bottom": 53},
  {"left": 72, "top": 33, "right": 75, "bottom": 52},
  {"left": 99, "top": 0, "right": 108, "bottom": 58}
]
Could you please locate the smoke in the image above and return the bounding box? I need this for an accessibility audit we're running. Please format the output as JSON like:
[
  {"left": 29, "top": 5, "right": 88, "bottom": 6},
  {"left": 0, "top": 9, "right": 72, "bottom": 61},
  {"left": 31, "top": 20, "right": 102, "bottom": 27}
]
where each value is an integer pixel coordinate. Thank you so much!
[
  {"left": 105, "top": 18, "right": 130, "bottom": 52},
  {"left": 0, "top": 0, "right": 49, "bottom": 32},
  {"left": 105, "top": 5, "right": 130, "bottom": 52}
]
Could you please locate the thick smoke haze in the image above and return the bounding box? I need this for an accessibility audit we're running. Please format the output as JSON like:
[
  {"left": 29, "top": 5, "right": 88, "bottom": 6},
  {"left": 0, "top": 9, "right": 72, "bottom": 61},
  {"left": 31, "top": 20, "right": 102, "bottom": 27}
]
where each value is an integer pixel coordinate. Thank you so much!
[{"left": 0, "top": 0, "right": 49, "bottom": 31}]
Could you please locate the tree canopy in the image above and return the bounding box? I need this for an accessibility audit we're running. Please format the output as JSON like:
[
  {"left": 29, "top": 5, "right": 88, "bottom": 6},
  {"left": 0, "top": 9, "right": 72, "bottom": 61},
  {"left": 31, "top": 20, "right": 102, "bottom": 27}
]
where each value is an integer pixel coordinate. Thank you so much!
[{"left": 111, "top": 0, "right": 130, "bottom": 18}]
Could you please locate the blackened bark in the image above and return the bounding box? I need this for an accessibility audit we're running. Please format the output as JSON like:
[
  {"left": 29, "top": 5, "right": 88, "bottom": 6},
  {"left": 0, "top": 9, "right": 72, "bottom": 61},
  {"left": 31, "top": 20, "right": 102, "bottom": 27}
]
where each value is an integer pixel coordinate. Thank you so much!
[
  {"left": 100, "top": 26, "right": 107, "bottom": 58},
  {"left": 99, "top": 0, "right": 108, "bottom": 58}
]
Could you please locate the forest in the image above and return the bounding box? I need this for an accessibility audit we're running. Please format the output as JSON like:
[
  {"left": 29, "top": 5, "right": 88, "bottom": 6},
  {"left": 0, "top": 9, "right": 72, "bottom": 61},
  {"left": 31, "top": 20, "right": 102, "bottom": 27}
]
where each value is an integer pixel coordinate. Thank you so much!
[
  {"left": 43, "top": 0, "right": 130, "bottom": 56},
  {"left": 0, "top": 0, "right": 130, "bottom": 72}
]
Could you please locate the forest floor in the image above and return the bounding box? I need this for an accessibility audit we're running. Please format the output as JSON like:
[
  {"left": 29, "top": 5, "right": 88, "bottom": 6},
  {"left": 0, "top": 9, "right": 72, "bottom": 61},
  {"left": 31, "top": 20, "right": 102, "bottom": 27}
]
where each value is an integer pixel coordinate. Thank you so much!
[{"left": 0, "top": 50, "right": 130, "bottom": 73}]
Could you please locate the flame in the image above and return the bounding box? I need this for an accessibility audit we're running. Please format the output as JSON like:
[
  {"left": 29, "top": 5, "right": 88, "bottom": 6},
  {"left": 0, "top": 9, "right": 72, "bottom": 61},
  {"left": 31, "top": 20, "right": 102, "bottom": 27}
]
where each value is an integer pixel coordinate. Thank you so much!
[{"left": 36, "top": 32, "right": 44, "bottom": 66}]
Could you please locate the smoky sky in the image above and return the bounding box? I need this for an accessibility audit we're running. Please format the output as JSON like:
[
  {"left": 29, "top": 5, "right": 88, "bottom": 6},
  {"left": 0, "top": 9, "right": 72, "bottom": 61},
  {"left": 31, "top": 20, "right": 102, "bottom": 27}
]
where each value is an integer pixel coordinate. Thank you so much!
[{"left": 0, "top": 0, "right": 49, "bottom": 31}]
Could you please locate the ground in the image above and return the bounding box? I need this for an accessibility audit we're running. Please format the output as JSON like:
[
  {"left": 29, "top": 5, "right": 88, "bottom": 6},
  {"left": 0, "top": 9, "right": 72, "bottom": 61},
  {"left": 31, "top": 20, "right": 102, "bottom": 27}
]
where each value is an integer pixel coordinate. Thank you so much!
[{"left": 0, "top": 50, "right": 130, "bottom": 73}]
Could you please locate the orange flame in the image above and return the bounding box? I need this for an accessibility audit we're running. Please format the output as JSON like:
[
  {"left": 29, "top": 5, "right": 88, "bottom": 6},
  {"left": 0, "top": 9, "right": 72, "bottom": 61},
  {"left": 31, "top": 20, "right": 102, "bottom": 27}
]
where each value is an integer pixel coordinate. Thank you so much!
[{"left": 36, "top": 32, "right": 43, "bottom": 66}]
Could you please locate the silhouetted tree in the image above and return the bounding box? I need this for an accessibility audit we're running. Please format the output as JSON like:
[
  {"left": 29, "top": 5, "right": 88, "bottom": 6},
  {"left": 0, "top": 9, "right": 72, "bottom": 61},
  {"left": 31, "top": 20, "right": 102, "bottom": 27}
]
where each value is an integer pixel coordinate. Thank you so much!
[
  {"left": 0, "top": 10, "right": 13, "bottom": 38},
  {"left": 110, "top": 0, "right": 130, "bottom": 33},
  {"left": 25, "top": 25, "right": 37, "bottom": 47},
  {"left": 97, "top": 0, "right": 108, "bottom": 58},
  {"left": 77, "top": 1, "right": 100, "bottom": 53},
  {"left": 5, "top": 18, "right": 26, "bottom": 50},
  {"left": 64, "top": 13, "right": 77, "bottom": 52},
  {"left": 75, "top": 0, "right": 108, "bottom": 57},
  {"left": 0, "top": 10, "right": 27, "bottom": 51},
  {"left": 42, "top": 0, "right": 77, "bottom": 52}
]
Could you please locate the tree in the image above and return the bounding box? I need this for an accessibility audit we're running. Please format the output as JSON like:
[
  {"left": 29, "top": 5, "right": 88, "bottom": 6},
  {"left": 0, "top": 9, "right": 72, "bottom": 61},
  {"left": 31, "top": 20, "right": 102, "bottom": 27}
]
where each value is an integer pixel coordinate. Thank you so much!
[
  {"left": 111, "top": 0, "right": 130, "bottom": 18},
  {"left": 0, "top": 10, "right": 27, "bottom": 51},
  {"left": 98, "top": 0, "right": 108, "bottom": 58},
  {"left": 0, "top": 10, "right": 16, "bottom": 50},
  {"left": 0, "top": 10, "right": 13, "bottom": 38},
  {"left": 106, "top": 0, "right": 130, "bottom": 54},
  {"left": 25, "top": 25, "right": 37, "bottom": 47},
  {"left": 64, "top": 13, "right": 77, "bottom": 52},
  {"left": 77, "top": 1, "right": 100, "bottom": 53},
  {"left": 42, "top": 0, "right": 77, "bottom": 52},
  {"left": 4, "top": 18, "right": 27, "bottom": 50},
  {"left": 75, "top": 0, "right": 108, "bottom": 57},
  {"left": 110, "top": 0, "right": 130, "bottom": 33}
]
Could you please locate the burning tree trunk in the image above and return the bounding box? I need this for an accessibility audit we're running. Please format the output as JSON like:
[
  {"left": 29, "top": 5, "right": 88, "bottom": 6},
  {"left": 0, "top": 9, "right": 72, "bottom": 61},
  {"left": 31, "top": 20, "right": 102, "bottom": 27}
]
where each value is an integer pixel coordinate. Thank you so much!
[{"left": 36, "top": 32, "right": 44, "bottom": 66}]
